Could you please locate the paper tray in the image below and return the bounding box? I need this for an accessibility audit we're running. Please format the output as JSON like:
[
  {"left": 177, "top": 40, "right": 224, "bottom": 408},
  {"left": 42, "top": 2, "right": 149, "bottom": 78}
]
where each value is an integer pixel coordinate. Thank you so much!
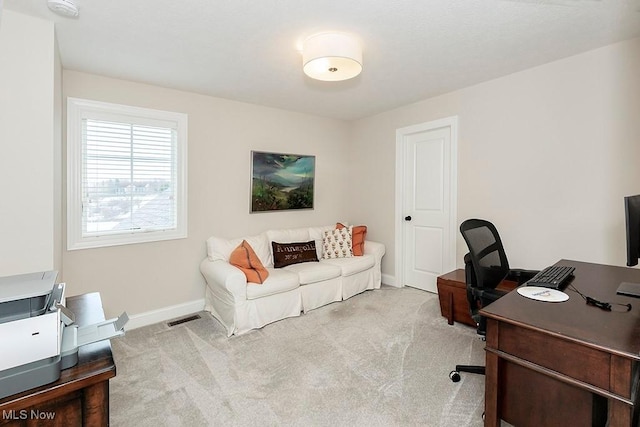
[{"left": 62, "top": 312, "right": 129, "bottom": 352}]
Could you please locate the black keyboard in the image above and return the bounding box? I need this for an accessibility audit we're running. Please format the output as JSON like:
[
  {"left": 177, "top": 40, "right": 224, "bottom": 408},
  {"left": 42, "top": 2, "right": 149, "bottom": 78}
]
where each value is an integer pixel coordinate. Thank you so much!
[{"left": 525, "top": 265, "right": 575, "bottom": 290}]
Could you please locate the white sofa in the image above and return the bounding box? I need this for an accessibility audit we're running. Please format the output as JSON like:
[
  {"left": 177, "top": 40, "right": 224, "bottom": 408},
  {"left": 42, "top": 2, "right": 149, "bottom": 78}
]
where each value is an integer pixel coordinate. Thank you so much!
[{"left": 200, "top": 225, "right": 385, "bottom": 336}]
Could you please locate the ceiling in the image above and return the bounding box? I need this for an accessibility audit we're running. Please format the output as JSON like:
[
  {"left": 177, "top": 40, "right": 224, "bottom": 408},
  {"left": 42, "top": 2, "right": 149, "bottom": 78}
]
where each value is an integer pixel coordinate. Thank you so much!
[{"left": 4, "top": 0, "right": 640, "bottom": 120}]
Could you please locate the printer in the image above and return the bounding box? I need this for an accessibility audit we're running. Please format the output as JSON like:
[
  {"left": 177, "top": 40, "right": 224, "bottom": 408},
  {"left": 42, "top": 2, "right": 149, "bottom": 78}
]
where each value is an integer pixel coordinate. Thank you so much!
[{"left": 0, "top": 271, "right": 128, "bottom": 399}]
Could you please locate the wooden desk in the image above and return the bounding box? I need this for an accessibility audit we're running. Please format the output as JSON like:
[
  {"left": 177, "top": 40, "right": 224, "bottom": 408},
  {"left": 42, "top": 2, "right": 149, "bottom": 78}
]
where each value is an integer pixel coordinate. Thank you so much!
[
  {"left": 481, "top": 260, "right": 640, "bottom": 427},
  {"left": 0, "top": 293, "right": 116, "bottom": 426}
]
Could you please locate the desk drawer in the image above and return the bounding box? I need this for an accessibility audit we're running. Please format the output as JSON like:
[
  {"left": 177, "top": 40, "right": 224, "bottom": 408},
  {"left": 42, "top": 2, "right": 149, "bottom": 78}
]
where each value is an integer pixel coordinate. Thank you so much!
[{"left": 498, "top": 323, "right": 611, "bottom": 391}]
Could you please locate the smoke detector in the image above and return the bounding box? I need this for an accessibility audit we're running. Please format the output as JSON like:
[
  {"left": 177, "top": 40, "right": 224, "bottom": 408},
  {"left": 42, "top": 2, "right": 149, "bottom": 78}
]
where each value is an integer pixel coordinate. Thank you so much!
[{"left": 47, "top": 0, "right": 79, "bottom": 18}]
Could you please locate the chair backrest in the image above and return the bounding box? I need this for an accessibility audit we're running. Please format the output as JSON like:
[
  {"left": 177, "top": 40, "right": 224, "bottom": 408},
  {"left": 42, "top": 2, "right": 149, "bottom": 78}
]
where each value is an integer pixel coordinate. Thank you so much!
[{"left": 460, "top": 219, "right": 510, "bottom": 290}]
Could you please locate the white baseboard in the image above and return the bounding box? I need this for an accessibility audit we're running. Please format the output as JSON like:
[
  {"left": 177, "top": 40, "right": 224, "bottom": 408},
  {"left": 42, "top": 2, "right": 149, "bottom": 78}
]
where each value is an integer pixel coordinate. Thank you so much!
[
  {"left": 126, "top": 298, "right": 205, "bottom": 330},
  {"left": 382, "top": 273, "right": 399, "bottom": 287}
]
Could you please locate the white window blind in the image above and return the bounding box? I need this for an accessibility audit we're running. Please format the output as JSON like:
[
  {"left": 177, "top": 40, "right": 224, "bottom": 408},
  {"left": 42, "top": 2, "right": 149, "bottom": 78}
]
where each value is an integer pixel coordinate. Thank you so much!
[
  {"left": 68, "top": 98, "right": 187, "bottom": 250},
  {"left": 83, "top": 119, "right": 177, "bottom": 235}
]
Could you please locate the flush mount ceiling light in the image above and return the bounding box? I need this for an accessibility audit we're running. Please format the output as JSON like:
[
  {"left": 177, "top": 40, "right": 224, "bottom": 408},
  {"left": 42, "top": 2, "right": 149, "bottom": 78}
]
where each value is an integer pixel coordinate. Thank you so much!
[
  {"left": 47, "top": 0, "right": 79, "bottom": 18},
  {"left": 302, "top": 33, "right": 362, "bottom": 82}
]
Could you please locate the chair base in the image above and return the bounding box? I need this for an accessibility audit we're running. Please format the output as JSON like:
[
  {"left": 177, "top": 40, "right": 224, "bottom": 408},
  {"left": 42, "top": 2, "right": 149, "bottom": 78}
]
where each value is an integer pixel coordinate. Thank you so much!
[{"left": 449, "top": 365, "right": 485, "bottom": 382}]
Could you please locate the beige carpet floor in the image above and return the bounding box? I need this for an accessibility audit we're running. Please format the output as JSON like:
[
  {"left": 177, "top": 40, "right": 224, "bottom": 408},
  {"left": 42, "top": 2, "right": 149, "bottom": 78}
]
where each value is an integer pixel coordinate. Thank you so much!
[{"left": 110, "top": 285, "right": 486, "bottom": 426}]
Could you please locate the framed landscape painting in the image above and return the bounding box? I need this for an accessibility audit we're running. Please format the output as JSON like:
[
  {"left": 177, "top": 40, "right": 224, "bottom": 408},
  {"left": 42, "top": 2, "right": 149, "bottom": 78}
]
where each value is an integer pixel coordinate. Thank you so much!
[{"left": 251, "top": 151, "right": 315, "bottom": 212}]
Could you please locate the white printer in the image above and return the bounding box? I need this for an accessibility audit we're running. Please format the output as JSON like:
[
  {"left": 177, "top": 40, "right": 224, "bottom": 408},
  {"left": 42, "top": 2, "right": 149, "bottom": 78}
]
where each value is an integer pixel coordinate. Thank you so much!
[{"left": 0, "top": 271, "right": 128, "bottom": 399}]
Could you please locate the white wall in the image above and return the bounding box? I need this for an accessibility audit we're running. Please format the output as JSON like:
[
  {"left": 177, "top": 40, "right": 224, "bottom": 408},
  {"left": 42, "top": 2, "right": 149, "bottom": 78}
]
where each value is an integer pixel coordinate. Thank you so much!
[
  {"left": 4, "top": 6, "right": 640, "bottom": 319},
  {"left": 350, "top": 37, "right": 640, "bottom": 279},
  {"left": 0, "top": 10, "right": 60, "bottom": 276},
  {"left": 62, "top": 71, "right": 351, "bottom": 318}
]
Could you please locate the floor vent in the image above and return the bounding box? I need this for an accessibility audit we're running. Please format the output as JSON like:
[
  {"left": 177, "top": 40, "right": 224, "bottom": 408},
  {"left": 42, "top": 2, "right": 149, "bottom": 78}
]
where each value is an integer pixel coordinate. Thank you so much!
[{"left": 167, "top": 314, "right": 201, "bottom": 327}]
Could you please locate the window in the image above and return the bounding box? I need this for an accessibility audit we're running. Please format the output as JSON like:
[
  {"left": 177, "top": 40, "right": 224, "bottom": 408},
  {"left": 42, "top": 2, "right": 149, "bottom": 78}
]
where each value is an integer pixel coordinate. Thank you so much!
[{"left": 67, "top": 98, "right": 187, "bottom": 250}]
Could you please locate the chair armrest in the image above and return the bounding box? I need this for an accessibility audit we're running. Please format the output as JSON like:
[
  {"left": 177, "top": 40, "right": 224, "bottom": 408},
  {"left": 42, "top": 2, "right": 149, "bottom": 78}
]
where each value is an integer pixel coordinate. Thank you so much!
[
  {"left": 476, "top": 288, "right": 509, "bottom": 303},
  {"left": 507, "top": 269, "right": 539, "bottom": 285},
  {"left": 199, "top": 258, "right": 247, "bottom": 301}
]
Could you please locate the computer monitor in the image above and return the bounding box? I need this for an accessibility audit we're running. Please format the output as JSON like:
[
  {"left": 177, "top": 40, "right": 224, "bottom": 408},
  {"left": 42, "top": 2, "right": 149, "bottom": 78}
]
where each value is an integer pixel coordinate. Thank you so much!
[{"left": 624, "top": 194, "right": 640, "bottom": 267}]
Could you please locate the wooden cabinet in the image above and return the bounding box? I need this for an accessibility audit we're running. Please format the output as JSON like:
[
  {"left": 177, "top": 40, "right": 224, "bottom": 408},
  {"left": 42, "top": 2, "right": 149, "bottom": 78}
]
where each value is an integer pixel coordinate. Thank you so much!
[
  {"left": 436, "top": 269, "right": 517, "bottom": 327},
  {"left": 437, "top": 269, "right": 475, "bottom": 326},
  {"left": 0, "top": 293, "right": 115, "bottom": 426}
]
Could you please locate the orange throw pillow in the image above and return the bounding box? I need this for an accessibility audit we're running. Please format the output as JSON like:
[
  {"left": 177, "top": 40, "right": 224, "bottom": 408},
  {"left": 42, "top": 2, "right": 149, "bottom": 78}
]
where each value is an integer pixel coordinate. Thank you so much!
[
  {"left": 336, "top": 223, "right": 367, "bottom": 256},
  {"left": 229, "top": 240, "right": 269, "bottom": 284}
]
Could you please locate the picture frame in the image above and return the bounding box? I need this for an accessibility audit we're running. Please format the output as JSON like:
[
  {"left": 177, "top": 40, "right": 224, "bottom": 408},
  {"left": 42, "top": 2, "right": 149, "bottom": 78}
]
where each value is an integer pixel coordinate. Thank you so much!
[{"left": 250, "top": 151, "right": 315, "bottom": 213}]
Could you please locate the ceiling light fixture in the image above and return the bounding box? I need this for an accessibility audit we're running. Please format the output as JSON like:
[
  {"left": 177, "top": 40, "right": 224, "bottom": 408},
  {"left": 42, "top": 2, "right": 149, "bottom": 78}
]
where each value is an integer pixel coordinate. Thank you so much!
[
  {"left": 47, "top": 0, "right": 79, "bottom": 18},
  {"left": 302, "top": 33, "right": 362, "bottom": 82}
]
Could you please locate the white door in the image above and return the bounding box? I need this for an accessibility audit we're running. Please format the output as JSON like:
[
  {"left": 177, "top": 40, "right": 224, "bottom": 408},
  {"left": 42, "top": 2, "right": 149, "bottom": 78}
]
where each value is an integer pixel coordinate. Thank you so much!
[{"left": 395, "top": 118, "right": 457, "bottom": 293}]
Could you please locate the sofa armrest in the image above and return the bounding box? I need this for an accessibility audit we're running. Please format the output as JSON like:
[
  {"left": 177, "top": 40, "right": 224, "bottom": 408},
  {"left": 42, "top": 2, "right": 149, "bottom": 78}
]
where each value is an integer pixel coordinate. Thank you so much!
[
  {"left": 199, "top": 258, "right": 247, "bottom": 301},
  {"left": 364, "top": 240, "right": 386, "bottom": 265}
]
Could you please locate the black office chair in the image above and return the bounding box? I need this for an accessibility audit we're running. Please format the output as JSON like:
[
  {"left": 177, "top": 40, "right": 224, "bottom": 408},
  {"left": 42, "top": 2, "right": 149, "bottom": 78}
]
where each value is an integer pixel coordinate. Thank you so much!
[{"left": 449, "top": 219, "right": 538, "bottom": 382}]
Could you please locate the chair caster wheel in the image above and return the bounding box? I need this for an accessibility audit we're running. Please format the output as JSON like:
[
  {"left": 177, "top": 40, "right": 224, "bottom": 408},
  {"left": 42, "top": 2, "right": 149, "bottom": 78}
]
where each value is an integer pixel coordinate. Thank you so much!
[{"left": 449, "top": 371, "right": 461, "bottom": 382}]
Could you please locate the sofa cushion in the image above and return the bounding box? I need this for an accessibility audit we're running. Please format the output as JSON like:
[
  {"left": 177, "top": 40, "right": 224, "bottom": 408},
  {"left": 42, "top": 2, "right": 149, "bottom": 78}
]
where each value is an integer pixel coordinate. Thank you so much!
[
  {"left": 272, "top": 240, "right": 319, "bottom": 268},
  {"left": 284, "top": 262, "right": 342, "bottom": 285},
  {"left": 229, "top": 240, "right": 269, "bottom": 284},
  {"left": 308, "top": 225, "right": 335, "bottom": 241},
  {"left": 207, "top": 233, "right": 270, "bottom": 266},
  {"left": 322, "top": 226, "right": 353, "bottom": 259},
  {"left": 267, "top": 227, "right": 311, "bottom": 244},
  {"left": 321, "top": 254, "right": 375, "bottom": 277},
  {"left": 245, "top": 268, "right": 299, "bottom": 300}
]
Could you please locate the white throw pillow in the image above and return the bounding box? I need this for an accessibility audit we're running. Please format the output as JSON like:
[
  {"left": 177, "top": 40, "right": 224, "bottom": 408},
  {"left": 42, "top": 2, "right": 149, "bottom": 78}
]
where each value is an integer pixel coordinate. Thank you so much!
[{"left": 322, "top": 226, "right": 353, "bottom": 259}]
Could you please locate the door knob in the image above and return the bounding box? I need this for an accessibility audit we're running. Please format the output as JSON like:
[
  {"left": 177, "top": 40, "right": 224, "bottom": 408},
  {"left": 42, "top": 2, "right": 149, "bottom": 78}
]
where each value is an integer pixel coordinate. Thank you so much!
[{"left": 405, "top": 216, "right": 412, "bottom": 221}]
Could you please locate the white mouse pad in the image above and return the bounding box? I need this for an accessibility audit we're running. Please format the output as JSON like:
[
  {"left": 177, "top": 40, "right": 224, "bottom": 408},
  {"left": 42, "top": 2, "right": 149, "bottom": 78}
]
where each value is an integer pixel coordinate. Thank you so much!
[{"left": 517, "top": 286, "right": 569, "bottom": 302}]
